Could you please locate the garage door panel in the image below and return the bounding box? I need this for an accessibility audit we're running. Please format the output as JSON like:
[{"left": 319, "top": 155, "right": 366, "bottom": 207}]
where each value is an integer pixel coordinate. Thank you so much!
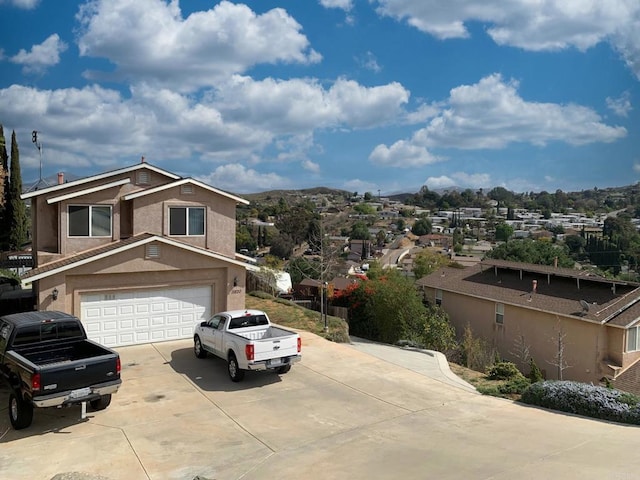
[{"left": 81, "top": 285, "right": 211, "bottom": 347}]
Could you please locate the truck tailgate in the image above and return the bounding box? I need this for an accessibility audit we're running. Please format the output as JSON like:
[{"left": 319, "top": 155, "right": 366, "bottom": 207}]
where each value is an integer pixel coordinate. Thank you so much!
[
  {"left": 37, "top": 354, "right": 119, "bottom": 394},
  {"left": 252, "top": 335, "right": 299, "bottom": 362}
]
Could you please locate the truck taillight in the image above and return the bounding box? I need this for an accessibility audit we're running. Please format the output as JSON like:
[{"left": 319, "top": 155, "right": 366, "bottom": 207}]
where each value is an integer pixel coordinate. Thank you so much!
[
  {"left": 245, "top": 344, "right": 254, "bottom": 361},
  {"left": 32, "top": 373, "right": 41, "bottom": 391},
  {"left": 297, "top": 337, "right": 301, "bottom": 353},
  {"left": 116, "top": 357, "right": 121, "bottom": 374}
]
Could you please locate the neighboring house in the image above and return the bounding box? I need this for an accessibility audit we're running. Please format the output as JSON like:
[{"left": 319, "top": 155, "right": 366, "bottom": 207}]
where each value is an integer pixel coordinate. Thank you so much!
[
  {"left": 416, "top": 259, "right": 640, "bottom": 394},
  {"left": 20, "top": 161, "right": 255, "bottom": 348}
]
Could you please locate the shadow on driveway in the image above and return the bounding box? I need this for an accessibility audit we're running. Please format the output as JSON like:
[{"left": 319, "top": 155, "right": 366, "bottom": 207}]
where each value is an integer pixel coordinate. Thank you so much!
[
  {"left": 166, "top": 347, "right": 282, "bottom": 392},
  {"left": 0, "top": 382, "right": 96, "bottom": 443}
]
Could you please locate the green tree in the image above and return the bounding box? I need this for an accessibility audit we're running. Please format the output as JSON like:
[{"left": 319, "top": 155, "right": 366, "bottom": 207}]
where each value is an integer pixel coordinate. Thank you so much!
[
  {"left": 235, "top": 225, "right": 257, "bottom": 252},
  {"left": 485, "top": 239, "right": 574, "bottom": 267},
  {"left": 0, "top": 125, "right": 9, "bottom": 251},
  {"left": 412, "top": 249, "right": 449, "bottom": 279},
  {"left": 349, "top": 220, "right": 371, "bottom": 240},
  {"left": 411, "top": 218, "right": 432, "bottom": 236},
  {"left": 269, "top": 233, "right": 294, "bottom": 259},
  {"left": 363, "top": 191, "right": 373, "bottom": 201},
  {"left": 495, "top": 222, "right": 514, "bottom": 242},
  {"left": 422, "top": 304, "right": 456, "bottom": 352},
  {"left": 6, "top": 131, "right": 28, "bottom": 250}
]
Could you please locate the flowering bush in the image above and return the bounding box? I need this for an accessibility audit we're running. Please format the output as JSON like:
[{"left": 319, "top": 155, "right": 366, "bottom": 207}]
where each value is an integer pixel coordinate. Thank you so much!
[{"left": 521, "top": 381, "right": 640, "bottom": 425}]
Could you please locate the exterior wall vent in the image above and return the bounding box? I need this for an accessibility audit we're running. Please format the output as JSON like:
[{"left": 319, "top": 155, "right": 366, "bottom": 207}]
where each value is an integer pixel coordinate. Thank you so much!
[
  {"left": 136, "top": 171, "right": 151, "bottom": 185},
  {"left": 181, "top": 184, "right": 194, "bottom": 195},
  {"left": 146, "top": 244, "right": 161, "bottom": 258}
]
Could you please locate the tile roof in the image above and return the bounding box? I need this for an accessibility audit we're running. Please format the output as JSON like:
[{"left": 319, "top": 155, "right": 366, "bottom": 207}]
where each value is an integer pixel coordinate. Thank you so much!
[{"left": 416, "top": 260, "right": 640, "bottom": 329}]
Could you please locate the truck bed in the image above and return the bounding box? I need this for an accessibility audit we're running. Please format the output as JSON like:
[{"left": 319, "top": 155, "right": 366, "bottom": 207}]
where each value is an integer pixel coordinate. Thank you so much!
[
  {"left": 233, "top": 325, "right": 296, "bottom": 341},
  {"left": 15, "top": 340, "right": 113, "bottom": 367}
]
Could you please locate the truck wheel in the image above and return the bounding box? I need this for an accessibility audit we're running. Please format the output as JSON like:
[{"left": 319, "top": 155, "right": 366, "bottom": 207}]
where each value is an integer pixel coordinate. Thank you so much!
[
  {"left": 228, "top": 353, "right": 245, "bottom": 382},
  {"left": 90, "top": 394, "right": 112, "bottom": 411},
  {"left": 194, "top": 336, "right": 207, "bottom": 359},
  {"left": 277, "top": 364, "right": 291, "bottom": 374},
  {"left": 9, "top": 392, "right": 33, "bottom": 430}
]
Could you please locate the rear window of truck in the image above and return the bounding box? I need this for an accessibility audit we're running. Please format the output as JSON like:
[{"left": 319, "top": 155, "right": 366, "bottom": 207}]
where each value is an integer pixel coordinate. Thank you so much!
[
  {"left": 228, "top": 315, "right": 269, "bottom": 329},
  {"left": 13, "top": 321, "right": 83, "bottom": 346}
]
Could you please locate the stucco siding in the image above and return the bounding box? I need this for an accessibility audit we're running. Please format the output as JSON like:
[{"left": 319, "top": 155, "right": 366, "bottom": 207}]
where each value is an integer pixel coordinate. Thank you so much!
[{"left": 438, "top": 289, "right": 609, "bottom": 383}]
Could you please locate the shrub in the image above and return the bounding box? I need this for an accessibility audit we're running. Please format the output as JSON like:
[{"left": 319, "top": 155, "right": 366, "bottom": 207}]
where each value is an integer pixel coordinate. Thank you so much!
[
  {"left": 521, "top": 381, "right": 640, "bottom": 425},
  {"left": 498, "top": 375, "right": 530, "bottom": 395},
  {"left": 486, "top": 362, "right": 521, "bottom": 381},
  {"left": 528, "top": 358, "right": 544, "bottom": 383}
]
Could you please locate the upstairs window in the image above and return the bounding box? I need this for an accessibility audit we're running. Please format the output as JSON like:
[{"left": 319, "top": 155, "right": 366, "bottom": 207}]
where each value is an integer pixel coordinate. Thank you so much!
[
  {"left": 169, "top": 206, "right": 205, "bottom": 236},
  {"left": 495, "top": 303, "right": 504, "bottom": 325},
  {"left": 69, "top": 205, "right": 112, "bottom": 237}
]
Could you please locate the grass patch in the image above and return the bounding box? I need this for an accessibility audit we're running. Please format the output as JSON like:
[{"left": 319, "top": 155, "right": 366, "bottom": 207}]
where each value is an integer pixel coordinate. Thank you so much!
[{"left": 246, "top": 291, "right": 350, "bottom": 343}]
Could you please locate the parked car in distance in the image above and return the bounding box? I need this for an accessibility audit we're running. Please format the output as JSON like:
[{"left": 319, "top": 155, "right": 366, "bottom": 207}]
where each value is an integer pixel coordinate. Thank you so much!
[
  {"left": 0, "top": 311, "right": 122, "bottom": 429},
  {"left": 193, "top": 309, "right": 301, "bottom": 382}
]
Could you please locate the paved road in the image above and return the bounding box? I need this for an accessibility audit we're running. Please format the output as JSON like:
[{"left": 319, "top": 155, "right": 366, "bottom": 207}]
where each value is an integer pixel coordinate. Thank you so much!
[{"left": 1, "top": 332, "right": 639, "bottom": 480}]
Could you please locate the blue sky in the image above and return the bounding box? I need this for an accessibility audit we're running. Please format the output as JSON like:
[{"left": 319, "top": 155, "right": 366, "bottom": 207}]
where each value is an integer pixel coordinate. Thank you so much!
[{"left": 1, "top": 0, "right": 638, "bottom": 195}]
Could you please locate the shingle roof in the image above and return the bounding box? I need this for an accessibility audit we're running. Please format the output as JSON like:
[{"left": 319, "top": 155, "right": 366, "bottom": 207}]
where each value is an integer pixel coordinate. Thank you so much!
[
  {"left": 21, "top": 233, "right": 258, "bottom": 283},
  {"left": 416, "top": 260, "right": 640, "bottom": 328}
]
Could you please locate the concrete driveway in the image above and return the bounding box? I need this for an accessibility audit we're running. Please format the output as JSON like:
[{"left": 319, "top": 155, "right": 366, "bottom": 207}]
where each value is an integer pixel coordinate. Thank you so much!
[{"left": 1, "top": 331, "right": 640, "bottom": 480}]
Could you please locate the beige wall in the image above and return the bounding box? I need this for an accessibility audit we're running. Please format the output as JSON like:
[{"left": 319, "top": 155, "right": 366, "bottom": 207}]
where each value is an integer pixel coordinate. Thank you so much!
[
  {"left": 131, "top": 189, "right": 237, "bottom": 256},
  {"left": 36, "top": 242, "right": 247, "bottom": 316},
  {"left": 425, "top": 286, "right": 613, "bottom": 384},
  {"left": 31, "top": 169, "right": 174, "bottom": 260}
]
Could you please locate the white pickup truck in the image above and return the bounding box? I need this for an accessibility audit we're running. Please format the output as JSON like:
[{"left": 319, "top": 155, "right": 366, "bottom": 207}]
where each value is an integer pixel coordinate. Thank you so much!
[{"left": 193, "top": 309, "right": 301, "bottom": 382}]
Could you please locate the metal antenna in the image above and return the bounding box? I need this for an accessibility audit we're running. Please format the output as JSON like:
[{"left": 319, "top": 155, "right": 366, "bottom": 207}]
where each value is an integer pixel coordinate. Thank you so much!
[{"left": 31, "top": 130, "right": 50, "bottom": 188}]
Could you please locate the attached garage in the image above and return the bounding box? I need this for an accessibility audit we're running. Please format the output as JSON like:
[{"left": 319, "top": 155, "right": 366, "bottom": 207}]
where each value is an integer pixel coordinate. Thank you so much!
[{"left": 80, "top": 285, "right": 211, "bottom": 347}]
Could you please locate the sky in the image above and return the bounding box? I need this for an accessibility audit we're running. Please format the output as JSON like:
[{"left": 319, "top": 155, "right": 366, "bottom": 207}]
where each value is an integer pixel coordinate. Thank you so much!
[{"left": 0, "top": 0, "right": 639, "bottom": 195}]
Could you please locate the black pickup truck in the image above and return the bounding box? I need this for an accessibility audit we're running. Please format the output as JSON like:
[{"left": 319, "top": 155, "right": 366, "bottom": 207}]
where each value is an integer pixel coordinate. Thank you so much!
[{"left": 0, "top": 311, "right": 122, "bottom": 429}]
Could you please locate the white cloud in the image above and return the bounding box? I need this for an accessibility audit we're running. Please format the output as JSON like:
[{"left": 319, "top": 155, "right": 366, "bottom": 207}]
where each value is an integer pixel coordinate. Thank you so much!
[
  {"left": 319, "top": 0, "right": 353, "bottom": 11},
  {"left": 357, "top": 51, "right": 381, "bottom": 73},
  {"left": 373, "top": 0, "right": 640, "bottom": 79},
  {"left": 451, "top": 172, "right": 491, "bottom": 188},
  {"left": 342, "top": 178, "right": 379, "bottom": 193},
  {"left": 423, "top": 176, "right": 456, "bottom": 190},
  {"left": 215, "top": 75, "right": 409, "bottom": 131},
  {"left": 369, "top": 140, "right": 441, "bottom": 167},
  {"left": 197, "top": 164, "right": 290, "bottom": 193},
  {"left": 0, "top": 0, "right": 39, "bottom": 8},
  {"left": 415, "top": 74, "right": 626, "bottom": 149},
  {"left": 634, "top": 162, "right": 640, "bottom": 173},
  {"left": 606, "top": 92, "right": 632, "bottom": 117},
  {"left": 370, "top": 74, "right": 626, "bottom": 169},
  {"left": 76, "top": 0, "right": 321, "bottom": 91},
  {"left": 10, "top": 34, "right": 67, "bottom": 74},
  {"left": 301, "top": 159, "right": 320, "bottom": 173},
  {"left": 423, "top": 172, "right": 490, "bottom": 190},
  {"left": 0, "top": 71, "right": 410, "bottom": 176}
]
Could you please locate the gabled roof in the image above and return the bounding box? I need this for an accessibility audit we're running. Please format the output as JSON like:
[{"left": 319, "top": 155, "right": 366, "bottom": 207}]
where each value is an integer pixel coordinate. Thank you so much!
[
  {"left": 20, "top": 233, "right": 259, "bottom": 285},
  {"left": 21, "top": 163, "right": 180, "bottom": 200},
  {"left": 47, "top": 178, "right": 131, "bottom": 204},
  {"left": 417, "top": 260, "right": 640, "bottom": 328},
  {"left": 122, "top": 178, "right": 249, "bottom": 205}
]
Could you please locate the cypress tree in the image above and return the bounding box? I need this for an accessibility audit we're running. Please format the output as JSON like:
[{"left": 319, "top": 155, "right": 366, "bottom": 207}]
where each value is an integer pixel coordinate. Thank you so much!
[
  {"left": 0, "top": 125, "right": 9, "bottom": 251},
  {"left": 7, "top": 131, "right": 28, "bottom": 250}
]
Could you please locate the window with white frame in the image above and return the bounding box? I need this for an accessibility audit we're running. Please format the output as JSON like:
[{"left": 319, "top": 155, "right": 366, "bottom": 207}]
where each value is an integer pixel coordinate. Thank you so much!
[
  {"left": 68, "top": 205, "right": 112, "bottom": 237},
  {"left": 627, "top": 326, "right": 640, "bottom": 352},
  {"left": 169, "top": 206, "right": 205, "bottom": 236},
  {"left": 495, "top": 303, "right": 504, "bottom": 324},
  {"left": 435, "top": 289, "right": 442, "bottom": 306}
]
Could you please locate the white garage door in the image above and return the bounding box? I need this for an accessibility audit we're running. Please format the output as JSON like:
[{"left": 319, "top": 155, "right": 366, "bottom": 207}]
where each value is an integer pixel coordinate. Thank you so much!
[{"left": 80, "top": 285, "right": 211, "bottom": 347}]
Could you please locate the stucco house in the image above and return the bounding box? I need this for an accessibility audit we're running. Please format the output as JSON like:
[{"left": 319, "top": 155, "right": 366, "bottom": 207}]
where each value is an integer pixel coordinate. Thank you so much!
[
  {"left": 19, "top": 160, "right": 256, "bottom": 348},
  {"left": 416, "top": 259, "right": 640, "bottom": 394}
]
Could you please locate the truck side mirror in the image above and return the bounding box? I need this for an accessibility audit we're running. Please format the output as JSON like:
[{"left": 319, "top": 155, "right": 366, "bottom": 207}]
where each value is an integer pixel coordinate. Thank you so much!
[{"left": 200, "top": 321, "right": 208, "bottom": 327}]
